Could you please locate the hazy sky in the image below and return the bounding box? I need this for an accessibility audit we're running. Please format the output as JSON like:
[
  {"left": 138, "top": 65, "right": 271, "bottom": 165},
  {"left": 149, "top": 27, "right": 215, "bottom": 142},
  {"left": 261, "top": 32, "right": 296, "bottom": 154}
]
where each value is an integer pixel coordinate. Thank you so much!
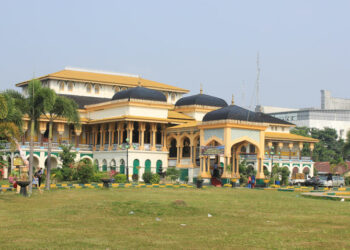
[{"left": 1, "top": 0, "right": 349, "bottom": 109}]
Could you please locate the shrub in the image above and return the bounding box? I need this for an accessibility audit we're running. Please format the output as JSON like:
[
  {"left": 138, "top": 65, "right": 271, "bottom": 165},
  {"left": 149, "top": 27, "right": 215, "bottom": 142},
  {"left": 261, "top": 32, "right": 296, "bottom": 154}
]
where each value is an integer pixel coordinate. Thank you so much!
[
  {"left": 345, "top": 176, "right": 350, "bottom": 186},
  {"left": 91, "top": 172, "right": 105, "bottom": 182},
  {"left": 114, "top": 174, "right": 127, "bottom": 183},
  {"left": 166, "top": 167, "right": 180, "bottom": 182},
  {"left": 61, "top": 166, "right": 73, "bottom": 181},
  {"left": 76, "top": 161, "right": 94, "bottom": 184},
  {"left": 142, "top": 172, "right": 153, "bottom": 183},
  {"left": 150, "top": 173, "right": 160, "bottom": 184}
]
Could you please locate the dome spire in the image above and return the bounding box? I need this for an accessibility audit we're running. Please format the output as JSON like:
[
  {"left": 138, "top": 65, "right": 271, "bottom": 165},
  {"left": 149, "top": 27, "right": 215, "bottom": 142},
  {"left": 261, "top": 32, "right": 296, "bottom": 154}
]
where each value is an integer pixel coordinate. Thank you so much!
[
  {"left": 200, "top": 83, "right": 203, "bottom": 94},
  {"left": 138, "top": 75, "right": 142, "bottom": 87},
  {"left": 231, "top": 94, "right": 234, "bottom": 105}
]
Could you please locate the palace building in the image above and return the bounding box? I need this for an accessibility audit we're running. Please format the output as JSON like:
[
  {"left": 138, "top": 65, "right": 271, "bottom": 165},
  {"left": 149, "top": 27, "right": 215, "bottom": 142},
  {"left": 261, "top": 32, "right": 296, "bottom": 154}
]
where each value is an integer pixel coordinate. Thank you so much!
[{"left": 3, "top": 67, "right": 318, "bottom": 185}]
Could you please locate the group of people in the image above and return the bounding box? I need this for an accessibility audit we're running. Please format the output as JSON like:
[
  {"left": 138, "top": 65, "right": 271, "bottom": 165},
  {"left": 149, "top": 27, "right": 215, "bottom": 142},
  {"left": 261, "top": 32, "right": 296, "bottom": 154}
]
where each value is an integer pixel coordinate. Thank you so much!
[
  {"left": 33, "top": 168, "right": 43, "bottom": 188},
  {"left": 247, "top": 175, "right": 256, "bottom": 188}
]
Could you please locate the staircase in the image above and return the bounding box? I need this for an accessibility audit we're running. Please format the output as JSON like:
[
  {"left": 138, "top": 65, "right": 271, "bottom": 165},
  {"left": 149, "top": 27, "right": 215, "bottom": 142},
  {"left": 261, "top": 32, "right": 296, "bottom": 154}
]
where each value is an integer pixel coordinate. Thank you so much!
[{"left": 211, "top": 177, "right": 222, "bottom": 187}]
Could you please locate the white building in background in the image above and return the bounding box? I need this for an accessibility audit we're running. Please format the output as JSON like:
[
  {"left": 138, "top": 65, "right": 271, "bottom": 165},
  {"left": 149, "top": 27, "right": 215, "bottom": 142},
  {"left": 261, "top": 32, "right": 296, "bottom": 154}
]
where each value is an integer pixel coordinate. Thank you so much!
[{"left": 256, "top": 90, "right": 350, "bottom": 140}]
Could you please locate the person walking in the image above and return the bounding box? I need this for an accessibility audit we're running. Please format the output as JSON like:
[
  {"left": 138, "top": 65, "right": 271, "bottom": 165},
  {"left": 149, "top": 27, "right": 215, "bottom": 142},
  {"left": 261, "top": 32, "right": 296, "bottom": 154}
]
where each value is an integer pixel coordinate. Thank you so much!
[
  {"left": 35, "top": 168, "right": 43, "bottom": 187},
  {"left": 251, "top": 175, "right": 256, "bottom": 189},
  {"left": 248, "top": 175, "right": 252, "bottom": 188}
]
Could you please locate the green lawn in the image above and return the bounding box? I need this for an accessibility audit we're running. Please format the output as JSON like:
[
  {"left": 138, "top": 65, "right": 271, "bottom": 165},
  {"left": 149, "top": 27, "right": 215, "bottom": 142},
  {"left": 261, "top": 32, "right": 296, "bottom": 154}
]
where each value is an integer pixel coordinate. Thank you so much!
[{"left": 1, "top": 188, "right": 349, "bottom": 249}]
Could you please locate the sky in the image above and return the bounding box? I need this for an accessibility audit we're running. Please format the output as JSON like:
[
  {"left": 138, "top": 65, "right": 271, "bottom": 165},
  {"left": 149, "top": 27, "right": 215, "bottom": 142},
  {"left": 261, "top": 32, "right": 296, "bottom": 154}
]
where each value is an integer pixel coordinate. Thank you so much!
[{"left": 0, "top": 0, "right": 349, "bottom": 109}]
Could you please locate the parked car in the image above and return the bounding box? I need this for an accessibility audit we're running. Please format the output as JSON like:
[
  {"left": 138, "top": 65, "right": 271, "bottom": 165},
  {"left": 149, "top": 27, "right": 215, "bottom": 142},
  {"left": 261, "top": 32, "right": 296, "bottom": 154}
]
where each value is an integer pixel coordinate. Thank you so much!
[
  {"left": 304, "top": 176, "right": 321, "bottom": 187},
  {"left": 318, "top": 175, "right": 345, "bottom": 187}
]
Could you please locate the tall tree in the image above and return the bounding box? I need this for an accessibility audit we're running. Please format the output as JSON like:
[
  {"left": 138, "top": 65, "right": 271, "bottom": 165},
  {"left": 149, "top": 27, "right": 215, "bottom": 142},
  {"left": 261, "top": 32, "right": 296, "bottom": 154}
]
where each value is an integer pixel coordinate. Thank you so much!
[
  {"left": 5, "top": 80, "right": 44, "bottom": 193},
  {"left": 40, "top": 88, "right": 80, "bottom": 190}
]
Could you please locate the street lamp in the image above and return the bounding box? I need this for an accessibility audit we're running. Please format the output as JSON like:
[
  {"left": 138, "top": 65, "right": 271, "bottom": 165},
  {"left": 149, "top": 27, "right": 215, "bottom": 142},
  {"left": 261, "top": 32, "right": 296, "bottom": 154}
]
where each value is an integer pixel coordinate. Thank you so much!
[{"left": 120, "top": 138, "right": 130, "bottom": 183}]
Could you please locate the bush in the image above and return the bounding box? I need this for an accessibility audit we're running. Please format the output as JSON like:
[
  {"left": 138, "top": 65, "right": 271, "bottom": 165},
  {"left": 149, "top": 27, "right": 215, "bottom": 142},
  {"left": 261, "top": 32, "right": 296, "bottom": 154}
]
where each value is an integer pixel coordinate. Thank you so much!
[
  {"left": 114, "top": 174, "right": 127, "bottom": 183},
  {"left": 61, "top": 166, "right": 73, "bottom": 181},
  {"left": 76, "top": 161, "right": 94, "bottom": 184},
  {"left": 91, "top": 172, "right": 105, "bottom": 182},
  {"left": 166, "top": 167, "right": 180, "bottom": 182},
  {"left": 142, "top": 172, "right": 153, "bottom": 183},
  {"left": 345, "top": 176, "right": 350, "bottom": 186},
  {"left": 150, "top": 173, "right": 160, "bottom": 184}
]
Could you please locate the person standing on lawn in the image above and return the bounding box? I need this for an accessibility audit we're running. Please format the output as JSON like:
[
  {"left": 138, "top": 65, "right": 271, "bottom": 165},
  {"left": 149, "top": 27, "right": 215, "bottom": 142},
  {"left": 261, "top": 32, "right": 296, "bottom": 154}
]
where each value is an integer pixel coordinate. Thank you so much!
[
  {"left": 248, "top": 175, "right": 252, "bottom": 188},
  {"left": 35, "top": 168, "right": 43, "bottom": 187},
  {"left": 251, "top": 175, "right": 256, "bottom": 188}
]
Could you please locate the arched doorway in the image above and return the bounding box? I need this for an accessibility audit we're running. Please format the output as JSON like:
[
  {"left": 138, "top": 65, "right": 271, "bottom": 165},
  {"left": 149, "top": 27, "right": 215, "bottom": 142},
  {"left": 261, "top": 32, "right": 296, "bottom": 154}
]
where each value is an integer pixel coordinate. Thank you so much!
[
  {"left": 303, "top": 167, "right": 310, "bottom": 178},
  {"left": 133, "top": 159, "right": 140, "bottom": 175},
  {"left": 156, "top": 160, "right": 162, "bottom": 174},
  {"left": 110, "top": 159, "right": 116, "bottom": 171},
  {"left": 145, "top": 159, "right": 151, "bottom": 173},
  {"left": 120, "top": 159, "right": 125, "bottom": 174},
  {"left": 45, "top": 157, "right": 58, "bottom": 169},
  {"left": 102, "top": 159, "right": 107, "bottom": 172}
]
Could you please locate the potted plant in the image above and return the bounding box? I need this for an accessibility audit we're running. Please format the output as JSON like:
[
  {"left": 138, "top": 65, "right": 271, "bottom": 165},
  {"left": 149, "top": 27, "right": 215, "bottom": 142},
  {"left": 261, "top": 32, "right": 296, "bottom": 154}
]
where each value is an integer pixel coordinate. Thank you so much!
[
  {"left": 196, "top": 175, "right": 204, "bottom": 188},
  {"left": 264, "top": 179, "right": 270, "bottom": 188},
  {"left": 100, "top": 172, "right": 112, "bottom": 188},
  {"left": 231, "top": 178, "right": 237, "bottom": 188}
]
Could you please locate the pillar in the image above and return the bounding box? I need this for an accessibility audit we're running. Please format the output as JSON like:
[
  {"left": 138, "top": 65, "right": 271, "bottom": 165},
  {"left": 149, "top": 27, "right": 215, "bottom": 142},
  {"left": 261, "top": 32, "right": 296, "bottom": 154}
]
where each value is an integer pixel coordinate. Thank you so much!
[
  {"left": 100, "top": 124, "right": 105, "bottom": 150},
  {"left": 108, "top": 123, "right": 115, "bottom": 150},
  {"left": 309, "top": 143, "right": 314, "bottom": 159},
  {"left": 288, "top": 143, "right": 293, "bottom": 159},
  {"left": 298, "top": 142, "right": 303, "bottom": 160},
  {"left": 127, "top": 122, "right": 134, "bottom": 150},
  {"left": 139, "top": 122, "right": 145, "bottom": 150},
  {"left": 22, "top": 121, "right": 28, "bottom": 144},
  {"left": 151, "top": 123, "right": 157, "bottom": 151},
  {"left": 74, "top": 126, "right": 82, "bottom": 148},
  {"left": 161, "top": 124, "right": 167, "bottom": 151},
  {"left": 278, "top": 142, "right": 283, "bottom": 159},
  {"left": 39, "top": 121, "right": 47, "bottom": 146}
]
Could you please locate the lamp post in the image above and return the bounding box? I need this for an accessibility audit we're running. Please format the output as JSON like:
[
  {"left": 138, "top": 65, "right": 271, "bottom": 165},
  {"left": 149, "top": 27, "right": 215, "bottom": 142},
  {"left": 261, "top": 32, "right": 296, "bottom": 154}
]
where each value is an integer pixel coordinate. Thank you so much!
[{"left": 120, "top": 138, "right": 130, "bottom": 183}]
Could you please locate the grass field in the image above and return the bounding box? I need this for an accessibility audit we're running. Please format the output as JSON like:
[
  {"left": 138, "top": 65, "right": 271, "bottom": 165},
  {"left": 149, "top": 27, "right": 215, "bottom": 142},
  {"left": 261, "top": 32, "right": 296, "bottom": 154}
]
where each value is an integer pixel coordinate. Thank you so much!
[{"left": 1, "top": 188, "right": 350, "bottom": 249}]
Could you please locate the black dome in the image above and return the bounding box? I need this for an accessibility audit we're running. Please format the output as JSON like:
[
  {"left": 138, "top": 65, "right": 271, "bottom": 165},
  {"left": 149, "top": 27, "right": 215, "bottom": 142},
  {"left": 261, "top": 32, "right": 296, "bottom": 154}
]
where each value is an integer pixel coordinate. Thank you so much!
[
  {"left": 112, "top": 86, "right": 167, "bottom": 102},
  {"left": 175, "top": 94, "right": 227, "bottom": 107},
  {"left": 203, "top": 105, "right": 293, "bottom": 125}
]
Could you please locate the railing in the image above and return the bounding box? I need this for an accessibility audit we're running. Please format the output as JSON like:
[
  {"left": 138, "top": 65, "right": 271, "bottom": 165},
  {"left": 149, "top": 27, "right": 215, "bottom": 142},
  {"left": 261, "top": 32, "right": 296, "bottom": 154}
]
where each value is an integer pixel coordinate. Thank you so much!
[
  {"left": 144, "top": 144, "right": 151, "bottom": 151},
  {"left": 104, "top": 144, "right": 109, "bottom": 151},
  {"left": 133, "top": 143, "right": 140, "bottom": 150},
  {"left": 156, "top": 144, "right": 163, "bottom": 151},
  {"left": 180, "top": 158, "right": 192, "bottom": 165},
  {"left": 168, "top": 159, "right": 177, "bottom": 167}
]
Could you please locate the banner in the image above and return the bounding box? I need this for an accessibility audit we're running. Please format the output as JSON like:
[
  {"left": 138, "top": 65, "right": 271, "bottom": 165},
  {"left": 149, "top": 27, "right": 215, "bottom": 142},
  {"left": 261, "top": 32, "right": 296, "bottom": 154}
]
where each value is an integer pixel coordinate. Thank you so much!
[
  {"left": 13, "top": 157, "right": 24, "bottom": 166},
  {"left": 201, "top": 146, "right": 225, "bottom": 156}
]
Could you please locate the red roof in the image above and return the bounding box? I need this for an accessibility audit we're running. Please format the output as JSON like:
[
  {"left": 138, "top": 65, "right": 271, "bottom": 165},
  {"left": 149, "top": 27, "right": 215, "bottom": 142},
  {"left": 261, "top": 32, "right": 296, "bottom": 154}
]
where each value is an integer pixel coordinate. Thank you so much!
[{"left": 314, "top": 162, "right": 350, "bottom": 175}]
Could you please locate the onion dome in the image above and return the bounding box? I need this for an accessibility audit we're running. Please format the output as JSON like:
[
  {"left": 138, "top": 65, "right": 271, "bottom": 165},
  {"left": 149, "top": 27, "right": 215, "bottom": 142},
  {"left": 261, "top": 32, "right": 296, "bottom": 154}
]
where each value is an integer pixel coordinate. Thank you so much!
[
  {"left": 203, "top": 104, "right": 293, "bottom": 125},
  {"left": 175, "top": 92, "right": 227, "bottom": 108},
  {"left": 112, "top": 86, "right": 167, "bottom": 102}
]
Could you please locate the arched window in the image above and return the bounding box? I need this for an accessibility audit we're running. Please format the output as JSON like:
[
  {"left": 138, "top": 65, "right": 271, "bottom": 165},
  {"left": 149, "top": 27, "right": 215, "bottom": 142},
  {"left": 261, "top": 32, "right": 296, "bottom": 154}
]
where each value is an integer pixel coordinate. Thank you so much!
[
  {"left": 95, "top": 84, "right": 100, "bottom": 94},
  {"left": 120, "top": 159, "right": 125, "bottom": 174},
  {"left": 133, "top": 159, "right": 140, "bottom": 174},
  {"left": 59, "top": 82, "right": 65, "bottom": 91},
  {"left": 102, "top": 159, "right": 108, "bottom": 172},
  {"left": 156, "top": 160, "right": 162, "bottom": 174},
  {"left": 87, "top": 83, "right": 92, "bottom": 93},
  {"left": 114, "top": 87, "right": 120, "bottom": 93},
  {"left": 68, "top": 82, "right": 73, "bottom": 92},
  {"left": 169, "top": 139, "right": 177, "bottom": 158},
  {"left": 182, "top": 137, "right": 191, "bottom": 157},
  {"left": 145, "top": 159, "right": 151, "bottom": 173}
]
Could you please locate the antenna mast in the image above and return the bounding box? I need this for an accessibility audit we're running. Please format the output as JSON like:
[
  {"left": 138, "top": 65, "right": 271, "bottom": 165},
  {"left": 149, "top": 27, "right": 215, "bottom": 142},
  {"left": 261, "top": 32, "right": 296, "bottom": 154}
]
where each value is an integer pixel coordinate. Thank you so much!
[{"left": 256, "top": 52, "right": 260, "bottom": 106}]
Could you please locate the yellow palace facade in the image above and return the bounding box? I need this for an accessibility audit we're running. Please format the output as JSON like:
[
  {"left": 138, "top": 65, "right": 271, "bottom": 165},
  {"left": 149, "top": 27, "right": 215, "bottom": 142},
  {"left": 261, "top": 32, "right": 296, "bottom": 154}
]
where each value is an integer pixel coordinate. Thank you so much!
[{"left": 3, "top": 67, "right": 318, "bottom": 185}]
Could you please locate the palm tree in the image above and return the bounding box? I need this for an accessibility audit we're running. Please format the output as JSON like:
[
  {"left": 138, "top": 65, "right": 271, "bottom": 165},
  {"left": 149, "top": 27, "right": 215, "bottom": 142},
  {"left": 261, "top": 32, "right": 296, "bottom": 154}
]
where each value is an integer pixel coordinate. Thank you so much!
[
  {"left": 5, "top": 80, "right": 44, "bottom": 193},
  {"left": 40, "top": 88, "right": 80, "bottom": 190}
]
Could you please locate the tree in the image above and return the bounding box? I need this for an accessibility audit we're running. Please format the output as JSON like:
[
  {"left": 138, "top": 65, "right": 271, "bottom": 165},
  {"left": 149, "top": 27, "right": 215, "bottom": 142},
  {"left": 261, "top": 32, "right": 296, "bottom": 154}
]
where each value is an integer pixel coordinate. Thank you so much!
[
  {"left": 291, "top": 127, "right": 346, "bottom": 163},
  {"left": 39, "top": 88, "right": 80, "bottom": 190},
  {"left": 58, "top": 144, "right": 77, "bottom": 181},
  {"left": 0, "top": 94, "right": 22, "bottom": 147},
  {"left": 343, "top": 131, "right": 350, "bottom": 161},
  {"left": 5, "top": 80, "right": 44, "bottom": 193}
]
